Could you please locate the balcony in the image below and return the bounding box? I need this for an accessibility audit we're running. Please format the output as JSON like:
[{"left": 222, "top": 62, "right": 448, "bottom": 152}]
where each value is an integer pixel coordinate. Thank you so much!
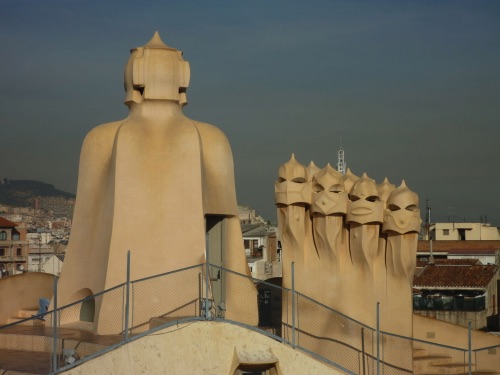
[{"left": 0, "top": 256, "right": 27, "bottom": 262}]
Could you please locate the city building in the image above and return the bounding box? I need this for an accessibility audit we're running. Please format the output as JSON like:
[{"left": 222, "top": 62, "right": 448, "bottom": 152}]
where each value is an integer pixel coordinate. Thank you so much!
[
  {"left": 425, "top": 222, "right": 500, "bottom": 241},
  {"left": 26, "top": 232, "right": 59, "bottom": 273},
  {"left": 417, "top": 240, "right": 500, "bottom": 266},
  {"left": 415, "top": 239, "right": 500, "bottom": 330},
  {"left": 241, "top": 223, "right": 281, "bottom": 280},
  {"left": 414, "top": 258, "right": 500, "bottom": 330},
  {"left": 0, "top": 217, "right": 29, "bottom": 277},
  {"left": 238, "top": 205, "right": 267, "bottom": 225}
]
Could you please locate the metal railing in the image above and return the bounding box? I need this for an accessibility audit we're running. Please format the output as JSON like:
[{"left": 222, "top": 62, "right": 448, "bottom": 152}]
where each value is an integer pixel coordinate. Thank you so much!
[
  {"left": 0, "top": 260, "right": 499, "bottom": 374},
  {"left": 414, "top": 294, "right": 486, "bottom": 312}
]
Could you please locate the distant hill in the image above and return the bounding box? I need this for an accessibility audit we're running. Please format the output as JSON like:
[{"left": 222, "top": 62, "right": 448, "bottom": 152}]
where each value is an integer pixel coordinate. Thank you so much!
[{"left": 0, "top": 178, "right": 75, "bottom": 208}]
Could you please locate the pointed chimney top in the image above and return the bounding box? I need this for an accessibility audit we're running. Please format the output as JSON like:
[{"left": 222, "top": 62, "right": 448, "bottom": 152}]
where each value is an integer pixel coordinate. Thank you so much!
[{"left": 144, "top": 31, "right": 171, "bottom": 49}]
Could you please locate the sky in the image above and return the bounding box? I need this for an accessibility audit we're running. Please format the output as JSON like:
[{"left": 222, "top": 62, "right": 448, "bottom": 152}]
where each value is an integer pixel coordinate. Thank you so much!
[{"left": 1, "top": 0, "right": 499, "bottom": 225}]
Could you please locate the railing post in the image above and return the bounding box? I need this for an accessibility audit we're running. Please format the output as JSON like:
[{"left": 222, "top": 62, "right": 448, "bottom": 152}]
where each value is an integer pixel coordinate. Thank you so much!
[
  {"left": 361, "top": 327, "right": 366, "bottom": 375},
  {"left": 52, "top": 276, "right": 58, "bottom": 373},
  {"left": 376, "top": 302, "right": 380, "bottom": 375},
  {"left": 124, "top": 250, "right": 131, "bottom": 341},
  {"left": 205, "top": 246, "right": 209, "bottom": 320},
  {"left": 468, "top": 321, "right": 472, "bottom": 375},
  {"left": 198, "top": 272, "right": 202, "bottom": 317},
  {"left": 291, "top": 262, "right": 296, "bottom": 348}
]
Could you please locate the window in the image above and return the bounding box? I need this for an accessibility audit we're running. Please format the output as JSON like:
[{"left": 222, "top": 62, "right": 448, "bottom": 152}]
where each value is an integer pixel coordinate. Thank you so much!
[
  {"left": 0, "top": 248, "right": 4, "bottom": 256},
  {"left": 443, "top": 229, "right": 449, "bottom": 236},
  {"left": 16, "top": 248, "right": 21, "bottom": 256},
  {"left": 0, "top": 231, "right": 6, "bottom": 240},
  {"left": 458, "top": 229, "right": 466, "bottom": 241},
  {"left": 12, "top": 233, "right": 20, "bottom": 240}
]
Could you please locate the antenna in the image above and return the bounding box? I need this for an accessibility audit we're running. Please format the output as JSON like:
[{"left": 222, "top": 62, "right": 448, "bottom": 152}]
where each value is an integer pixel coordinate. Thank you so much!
[
  {"left": 337, "top": 135, "right": 346, "bottom": 176},
  {"left": 429, "top": 239, "right": 435, "bottom": 265},
  {"left": 448, "top": 206, "right": 455, "bottom": 231},
  {"left": 425, "top": 199, "right": 432, "bottom": 240}
]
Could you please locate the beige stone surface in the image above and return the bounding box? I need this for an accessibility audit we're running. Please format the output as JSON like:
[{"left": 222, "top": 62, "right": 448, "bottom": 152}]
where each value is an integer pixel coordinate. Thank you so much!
[
  {"left": 275, "top": 155, "right": 421, "bottom": 335},
  {"left": 62, "top": 321, "right": 344, "bottom": 375},
  {"left": 56, "top": 32, "right": 257, "bottom": 333},
  {"left": 0, "top": 272, "right": 54, "bottom": 324},
  {"left": 275, "top": 155, "right": 421, "bottom": 371},
  {"left": 413, "top": 313, "right": 500, "bottom": 349}
]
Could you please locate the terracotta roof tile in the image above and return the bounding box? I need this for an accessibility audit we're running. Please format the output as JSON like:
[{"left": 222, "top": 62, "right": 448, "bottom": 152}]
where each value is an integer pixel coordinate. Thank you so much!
[
  {"left": 447, "top": 248, "right": 498, "bottom": 255},
  {"left": 417, "top": 240, "right": 500, "bottom": 252},
  {"left": 416, "top": 258, "right": 481, "bottom": 268},
  {"left": 0, "top": 217, "right": 18, "bottom": 228},
  {"left": 414, "top": 264, "right": 499, "bottom": 289}
]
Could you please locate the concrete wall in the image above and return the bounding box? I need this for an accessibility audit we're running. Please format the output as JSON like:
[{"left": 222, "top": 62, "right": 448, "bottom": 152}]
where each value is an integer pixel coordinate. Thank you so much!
[
  {"left": 433, "top": 223, "right": 500, "bottom": 241},
  {"left": 413, "top": 314, "right": 500, "bottom": 349},
  {"left": 0, "top": 272, "right": 55, "bottom": 324},
  {"left": 415, "top": 309, "right": 488, "bottom": 330},
  {"left": 62, "top": 321, "right": 344, "bottom": 375}
]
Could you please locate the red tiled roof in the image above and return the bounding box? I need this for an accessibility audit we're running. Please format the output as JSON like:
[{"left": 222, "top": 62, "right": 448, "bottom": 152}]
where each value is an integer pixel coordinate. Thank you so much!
[
  {"left": 0, "top": 217, "right": 18, "bottom": 228},
  {"left": 417, "top": 240, "right": 500, "bottom": 253},
  {"left": 447, "top": 248, "right": 498, "bottom": 255},
  {"left": 414, "top": 264, "right": 499, "bottom": 289},
  {"left": 416, "top": 258, "right": 481, "bottom": 268}
]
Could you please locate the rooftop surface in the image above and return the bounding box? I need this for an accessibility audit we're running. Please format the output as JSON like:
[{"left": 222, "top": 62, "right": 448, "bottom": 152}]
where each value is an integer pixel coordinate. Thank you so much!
[
  {"left": 414, "top": 263, "right": 499, "bottom": 289},
  {"left": 417, "top": 240, "right": 500, "bottom": 253},
  {"left": 0, "top": 216, "right": 19, "bottom": 228}
]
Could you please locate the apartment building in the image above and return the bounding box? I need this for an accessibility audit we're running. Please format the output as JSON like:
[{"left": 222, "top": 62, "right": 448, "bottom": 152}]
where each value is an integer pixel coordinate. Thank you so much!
[
  {"left": 0, "top": 217, "right": 29, "bottom": 277},
  {"left": 242, "top": 223, "right": 281, "bottom": 280},
  {"left": 414, "top": 259, "right": 500, "bottom": 330},
  {"left": 427, "top": 222, "right": 500, "bottom": 241}
]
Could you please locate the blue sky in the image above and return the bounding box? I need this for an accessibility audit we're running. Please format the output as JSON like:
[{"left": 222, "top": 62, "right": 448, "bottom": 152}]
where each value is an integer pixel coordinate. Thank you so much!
[{"left": 1, "top": 0, "right": 499, "bottom": 224}]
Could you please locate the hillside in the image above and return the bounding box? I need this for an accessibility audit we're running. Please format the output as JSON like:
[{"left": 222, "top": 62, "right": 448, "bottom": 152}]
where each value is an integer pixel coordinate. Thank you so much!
[{"left": 0, "top": 178, "right": 75, "bottom": 208}]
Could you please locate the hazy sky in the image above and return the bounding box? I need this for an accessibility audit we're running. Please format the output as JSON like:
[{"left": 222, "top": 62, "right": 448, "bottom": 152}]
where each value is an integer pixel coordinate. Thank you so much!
[{"left": 1, "top": 1, "right": 499, "bottom": 225}]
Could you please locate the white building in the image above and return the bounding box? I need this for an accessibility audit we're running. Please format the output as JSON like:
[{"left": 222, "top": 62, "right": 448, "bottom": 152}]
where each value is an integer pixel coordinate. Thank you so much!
[
  {"left": 241, "top": 223, "right": 281, "bottom": 280},
  {"left": 27, "top": 232, "right": 66, "bottom": 275},
  {"left": 429, "top": 222, "right": 500, "bottom": 241},
  {"left": 28, "top": 253, "right": 64, "bottom": 275}
]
